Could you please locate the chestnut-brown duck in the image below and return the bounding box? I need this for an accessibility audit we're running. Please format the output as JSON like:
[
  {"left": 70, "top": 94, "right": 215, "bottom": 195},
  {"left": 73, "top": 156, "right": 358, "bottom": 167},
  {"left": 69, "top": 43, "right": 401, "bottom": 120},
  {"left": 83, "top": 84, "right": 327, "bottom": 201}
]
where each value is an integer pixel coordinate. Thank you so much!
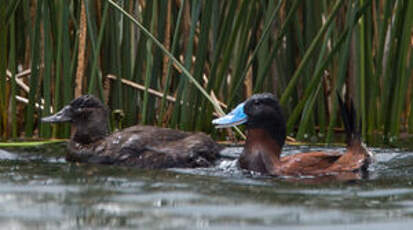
[{"left": 212, "top": 93, "right": 372, "bottom": 177}]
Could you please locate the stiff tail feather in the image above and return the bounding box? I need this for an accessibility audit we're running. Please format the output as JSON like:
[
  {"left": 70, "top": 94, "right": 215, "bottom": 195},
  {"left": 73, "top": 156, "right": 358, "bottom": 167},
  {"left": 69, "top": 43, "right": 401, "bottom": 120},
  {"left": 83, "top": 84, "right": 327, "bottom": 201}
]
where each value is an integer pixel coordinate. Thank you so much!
[
  {"left": 337, "top": 92, "right": 359, "bottom": 144},
  {"left": 336, "top": 92, "right": 373, "bottom": 160}
]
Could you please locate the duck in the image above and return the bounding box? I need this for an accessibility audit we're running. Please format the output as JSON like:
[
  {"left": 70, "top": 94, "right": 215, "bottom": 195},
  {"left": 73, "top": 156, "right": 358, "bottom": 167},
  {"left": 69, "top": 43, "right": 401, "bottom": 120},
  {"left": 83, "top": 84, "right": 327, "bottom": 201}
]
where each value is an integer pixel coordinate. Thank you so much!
[
  {"left": 212, "top": 93, "right": 372, "bottom": 177},
  {"left": 42, "top": 95, "right": 221, "bottom": 169}
]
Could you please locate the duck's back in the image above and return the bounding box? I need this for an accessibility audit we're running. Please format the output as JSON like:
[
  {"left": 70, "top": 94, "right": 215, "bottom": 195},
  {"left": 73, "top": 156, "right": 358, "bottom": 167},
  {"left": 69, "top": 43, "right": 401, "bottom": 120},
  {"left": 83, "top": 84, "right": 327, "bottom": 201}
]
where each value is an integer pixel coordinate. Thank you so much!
[
  {"left": 67, "top": 125, "right": 221, "bottom": 168},
  {"left": 279, "top": 144, "right": 371, "bottom": 176},
  {"left": 279, "top": 151, "right": 342, "bottom": 176}
]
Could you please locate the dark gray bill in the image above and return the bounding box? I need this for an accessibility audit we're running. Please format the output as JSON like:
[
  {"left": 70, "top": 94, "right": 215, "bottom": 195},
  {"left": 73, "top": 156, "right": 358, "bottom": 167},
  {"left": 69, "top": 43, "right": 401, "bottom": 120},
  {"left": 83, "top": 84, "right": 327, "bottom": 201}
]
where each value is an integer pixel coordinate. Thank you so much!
[{"left": 41, "top": 105, "right": 73, "bottom": 123}]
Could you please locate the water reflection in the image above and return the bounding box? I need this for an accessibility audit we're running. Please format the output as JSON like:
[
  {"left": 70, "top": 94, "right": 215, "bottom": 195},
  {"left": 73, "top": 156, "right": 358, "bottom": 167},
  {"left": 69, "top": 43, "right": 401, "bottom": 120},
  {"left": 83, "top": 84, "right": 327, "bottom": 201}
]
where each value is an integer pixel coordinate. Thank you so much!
[{"left": 0, "top": 144, "right": 413, "bottom": 229}]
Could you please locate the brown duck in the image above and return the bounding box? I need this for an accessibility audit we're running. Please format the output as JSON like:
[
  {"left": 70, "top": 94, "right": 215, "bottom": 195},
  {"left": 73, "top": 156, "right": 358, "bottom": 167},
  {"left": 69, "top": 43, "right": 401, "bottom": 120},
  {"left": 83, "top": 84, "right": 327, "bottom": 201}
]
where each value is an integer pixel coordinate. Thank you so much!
[
  {"left": 42, "top": 95, "right": 220, "bottom": 169},
  {"left": 212, "top": 93, "right": 372, "bottom": 177}
]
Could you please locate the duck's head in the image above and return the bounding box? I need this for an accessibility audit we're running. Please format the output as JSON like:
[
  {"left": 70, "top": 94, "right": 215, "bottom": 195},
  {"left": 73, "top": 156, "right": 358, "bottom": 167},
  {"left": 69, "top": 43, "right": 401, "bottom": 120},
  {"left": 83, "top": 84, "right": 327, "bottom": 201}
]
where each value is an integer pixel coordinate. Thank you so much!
[
  {"left": 42, "top": 95, "right": 109, "bottom": 144},
  {"left": 213, "top": 93, "right": 286, "bottom": 147}
]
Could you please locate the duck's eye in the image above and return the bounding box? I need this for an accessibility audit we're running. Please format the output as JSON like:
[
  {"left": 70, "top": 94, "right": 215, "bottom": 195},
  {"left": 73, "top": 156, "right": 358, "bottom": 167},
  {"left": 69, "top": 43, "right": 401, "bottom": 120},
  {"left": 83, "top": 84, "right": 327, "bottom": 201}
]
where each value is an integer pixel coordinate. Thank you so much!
[{"left": 254, "top": 100, "right": 261, "bottom": 106}]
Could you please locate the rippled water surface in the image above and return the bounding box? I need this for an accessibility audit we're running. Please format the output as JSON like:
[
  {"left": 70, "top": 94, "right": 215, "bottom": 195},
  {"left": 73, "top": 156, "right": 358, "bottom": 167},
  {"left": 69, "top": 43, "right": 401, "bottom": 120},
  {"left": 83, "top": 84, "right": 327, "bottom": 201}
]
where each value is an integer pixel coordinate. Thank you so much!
[{"left": 1, "top": 143, "right": 413, "bottom": 230}]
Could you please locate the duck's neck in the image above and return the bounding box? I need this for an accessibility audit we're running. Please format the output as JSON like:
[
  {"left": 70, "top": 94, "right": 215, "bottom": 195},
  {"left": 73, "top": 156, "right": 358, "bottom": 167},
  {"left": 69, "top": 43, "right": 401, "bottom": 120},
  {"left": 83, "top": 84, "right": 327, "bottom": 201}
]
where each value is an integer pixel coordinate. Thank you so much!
[
  {"left": 72, "top": 115, "right": 109, "bottom": 145},
  {"left": 245, "top": 128, "right": 282, "bottom": 160},
  {"left": 240, "top": 128, "right": 283, "bottom": 174}
]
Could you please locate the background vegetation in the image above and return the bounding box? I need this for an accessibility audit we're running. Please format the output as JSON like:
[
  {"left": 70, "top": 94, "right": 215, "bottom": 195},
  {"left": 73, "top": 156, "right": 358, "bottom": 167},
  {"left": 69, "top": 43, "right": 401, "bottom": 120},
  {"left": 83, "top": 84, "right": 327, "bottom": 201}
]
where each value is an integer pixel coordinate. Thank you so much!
[{"left": 0, "top": 0, "right": 412, "bottom": 144}]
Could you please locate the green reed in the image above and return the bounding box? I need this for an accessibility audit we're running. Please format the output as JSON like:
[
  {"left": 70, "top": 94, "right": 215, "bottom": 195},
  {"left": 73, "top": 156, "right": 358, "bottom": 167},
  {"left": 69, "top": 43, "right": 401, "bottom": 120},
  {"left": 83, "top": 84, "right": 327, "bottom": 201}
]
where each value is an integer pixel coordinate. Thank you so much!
[{"left": 0, "top": 0, "right": 412, "bottom": 144}]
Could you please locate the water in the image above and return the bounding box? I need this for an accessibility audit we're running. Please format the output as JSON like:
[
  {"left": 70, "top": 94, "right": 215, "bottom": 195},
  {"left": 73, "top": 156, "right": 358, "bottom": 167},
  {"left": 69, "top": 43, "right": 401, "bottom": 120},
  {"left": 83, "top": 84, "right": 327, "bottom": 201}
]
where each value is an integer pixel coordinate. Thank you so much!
[{"left": 1, "top": 143, "right": 413, "bottom": 229}]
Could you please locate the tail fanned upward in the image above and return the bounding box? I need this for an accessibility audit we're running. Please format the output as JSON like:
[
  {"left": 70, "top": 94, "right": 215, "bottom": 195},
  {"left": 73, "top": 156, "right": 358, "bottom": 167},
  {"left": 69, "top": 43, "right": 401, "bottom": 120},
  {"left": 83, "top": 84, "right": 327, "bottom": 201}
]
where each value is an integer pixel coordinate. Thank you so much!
[{"left": 336, "top": 92, "right": 372, "bottom": 172}]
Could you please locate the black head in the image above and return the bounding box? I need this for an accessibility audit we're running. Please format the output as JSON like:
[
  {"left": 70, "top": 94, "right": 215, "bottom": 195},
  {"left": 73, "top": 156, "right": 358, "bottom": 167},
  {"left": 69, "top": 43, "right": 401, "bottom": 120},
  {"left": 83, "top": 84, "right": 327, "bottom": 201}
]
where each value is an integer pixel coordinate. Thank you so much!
[
  {"left": 42, "top": 95, "right": 109, "bottom": 143},
  {"left": 244, "top": 93, "right": 286, "bottom": 147}
]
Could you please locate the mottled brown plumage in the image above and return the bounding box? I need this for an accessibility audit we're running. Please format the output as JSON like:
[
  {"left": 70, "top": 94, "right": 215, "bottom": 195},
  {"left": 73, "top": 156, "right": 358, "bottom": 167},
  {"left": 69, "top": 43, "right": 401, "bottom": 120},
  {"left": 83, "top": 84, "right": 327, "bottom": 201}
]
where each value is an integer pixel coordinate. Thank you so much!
[{"left": 42, "top": 95, "right": 220, "bottom": 168}]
